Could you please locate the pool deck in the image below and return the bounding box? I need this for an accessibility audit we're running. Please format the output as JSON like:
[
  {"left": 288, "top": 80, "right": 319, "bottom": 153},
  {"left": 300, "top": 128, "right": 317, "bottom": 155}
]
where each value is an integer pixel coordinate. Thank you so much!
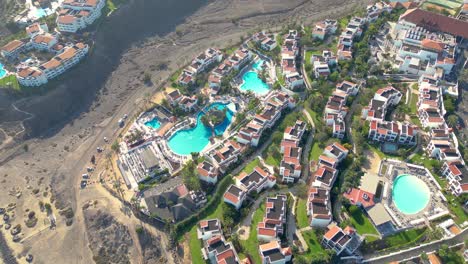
[{"left": 370, "top": 159, "right": 449, "bottom": 234}]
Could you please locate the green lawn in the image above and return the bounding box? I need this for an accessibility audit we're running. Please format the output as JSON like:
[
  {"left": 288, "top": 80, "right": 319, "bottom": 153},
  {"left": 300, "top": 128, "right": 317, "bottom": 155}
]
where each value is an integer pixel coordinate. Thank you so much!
[
  {"left": 301, "top": 230, "right": 329, "bottom": 262},
  {"left": 309, "top": 142, "right": 323, "bottom": 162},
  {"left": 296, "top": 199, "right": 309, "bottom": 229},
  {"left": 189, "top": 228, "right": 205, "bottom": 264},
  {"left": 0, "top": 75, "right": 21, "bottom": 90},
  {"left": 265, "top": 155, "right": 280, "bottom": 167},
  {"left": 239, "top": 204, "right": 265, "bottom": 264},
  {"left": 346, "top": 205, "right": 379, "bottom": 242},
  {"left": 243, "top": 158, "right": 261, "bottom": 174},
  {"left": 276, "top": 67, "right": 285, "bottom": 86},
  {"left": 384, "top": 228, "right": 426, "bottom": 248}
]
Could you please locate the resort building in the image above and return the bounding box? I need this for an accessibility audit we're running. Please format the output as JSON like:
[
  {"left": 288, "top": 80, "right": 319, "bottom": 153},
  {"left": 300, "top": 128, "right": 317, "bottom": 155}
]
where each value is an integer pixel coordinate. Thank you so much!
[
  {"left": 280, "top": 30, "right": 304, "bottom": 90},
  {"left": 259, "top": 240, "right": 292, "bottom": 264},
  {"left": 279, "top": 120, "right": 306, "bottom": 183},
  {"left": 253, "top": 32, "right": 278, "bottom": 51},
  {"left": 336, "top": 17, "right": 366, "bottom": 62},
  {"left": 30, "top": 33, "right": 58, "bottom": 51},
  {"left": 325, "top": 113, "right": 346, "bottom": 139},
  {"left": 197, "top": 160, "right": 219, "bottom": 184},
  {"left": 178, "top": 95, "right": 198, "bottom": 112},
  {"left": 312, "top": 19, "right": 338, "bottom": 40},
  {"left": 208, "top": 48, "right": 252, "bottom": 95},
  {"left": 25, "top": 23, "right": 49, "bottom": 37},
  {"left": 142, "top": 184, "right": 207, "bottom": 222},
  {"left": 56, "top": 0, "right": 106, "bottom": 33},
  {"left": 318, "top": 155, "right": 338, "bottom": 169},
  {"left": 323, "top": 81, "right": 360, "bottom": 140},
  {"left": 202, "top": 235, "right": 240, "bottom": 264},
  {"left": 312, "top": 165, "right": 338, "bottom": 190},
  {"left": 368, "top": 120, "right": 417, "bottom": 145},
  {"left": 237, "top": 92, "right": 296, "bottom": 147},
  {"left": 17, "top": 43, "right": 89, "bottom": 86},
  {"left": 368, "top": 120, "right": 399, "bottom": 143},
  {"left": 177, "top": 48, "right": 223, "bottom": 86},
  {"left": 257, "top": 195, "right": 287, "bottom": 242},
  {"left": 336, "top": 80, "right": 360, "bottom": 96},
  {"left": 441, "top": 160, "right": 468, "bottom": 196},
  {"left": 311, "top": 53, "right": 332, "bottom": 78},
  {"left": 322, "top": 224, "right": 362, "bottom": 255},
  {"left": 427, "top": 137, "right": 462, "bottom": 162},
  {"left": 343, "top": 188, "right": 375, "bottom": 209},
  {"left": 197, "top": 219, "right": 222, "bottom": 241},
  {"left": 209, "top": 140, "right": 244, "bottom": 172},
  {"left": 323, "top": 142, "right": 348, "bottom": 163},
  {"left": 283, "top": 120, "right": 306, "bottom": 142},
  {"left": 366, "top": 1, "right": 392, "bottom": 22},
  {"left": 279, "top": 146, "right": 302, "bottom": 183},
  {"left": 235, "top": 167, "right": 276, "bottom": 194},
  {"left": 1, "top": 40, "right": 26, "bottom": 59},
  {"left": 383, "top": 8, "right": 468, "bottom": 77},
  {"left": 223, "top": 184, "right": 247, "bottom": 210},
  {"left": 307, "top": 187, "right": 332, "bottom": 228},
  {"left": 361, "top": 86, "right": 402, "bottom": 121}
]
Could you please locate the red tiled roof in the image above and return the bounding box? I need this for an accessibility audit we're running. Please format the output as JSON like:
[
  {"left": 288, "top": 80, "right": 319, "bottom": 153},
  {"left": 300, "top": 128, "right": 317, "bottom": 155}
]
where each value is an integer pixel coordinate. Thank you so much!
[
  {"left": 421, "top": 39, "right": 444, "bottom": 52},
  {"left": 343, "top": 188, "right": 375, "bottom": 208},
  {"left": 1, "top": 40, "right": 24, "bottom": 52},
  {"left": 324, "top": 225, "right": 341, "bottom": 240},
  {"left": 400, "top": 8, "right": 468, "bottom": 39}
]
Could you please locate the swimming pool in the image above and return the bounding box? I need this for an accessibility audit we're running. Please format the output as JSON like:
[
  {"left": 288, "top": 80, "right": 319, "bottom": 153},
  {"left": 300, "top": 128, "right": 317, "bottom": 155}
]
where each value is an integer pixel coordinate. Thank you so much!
[
  {"left": 239, "top": 71, "right": 269, "bottom": 95},
  {"left": 0, "top": 62, "right": 6, "bottom": 79},
  {"left": 168, "top": 103, "right": 234, "bottom": 155},
  {"left": 35, "top": 8, "right": 47, "bottom": 18},
  {"left": 392, "top": 174, "right": 430, "bottom": 214},
  {"left": 144, "top": 118, "right": 161, "bottom": 130},
  {"left": 252, "top": 59, "right": 265, "bottom": 71}
]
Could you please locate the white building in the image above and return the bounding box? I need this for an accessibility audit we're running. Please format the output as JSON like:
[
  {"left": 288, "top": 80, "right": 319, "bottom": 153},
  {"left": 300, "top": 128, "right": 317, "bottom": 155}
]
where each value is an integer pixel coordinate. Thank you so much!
[{"left": 56, "top": 0, "right": 106, "bottom": 33}]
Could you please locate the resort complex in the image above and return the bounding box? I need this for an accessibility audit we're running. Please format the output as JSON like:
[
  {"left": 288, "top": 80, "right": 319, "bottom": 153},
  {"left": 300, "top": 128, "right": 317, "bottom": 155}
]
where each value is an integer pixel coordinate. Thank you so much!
[{"left": 108, "top": 3, "right": 468, "bottom": 263}]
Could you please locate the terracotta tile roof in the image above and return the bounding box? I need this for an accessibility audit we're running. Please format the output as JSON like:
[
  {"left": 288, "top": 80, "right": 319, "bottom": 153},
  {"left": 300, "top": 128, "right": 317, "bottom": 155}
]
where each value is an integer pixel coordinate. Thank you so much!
[
  {"left": 57, "top": 15, "right": 77, "bottom": 24},
  {"left": 32, "top": 34, "right": 55, "bottom": 45},
  {"left": 428, "top": 253, "right": 442, "bottom": 264},
  {"left": 17, "top": 67, "right": 43, "bottom": 78},
  {"left": 258, "top": 228, "right": 276, "bottom": 237},
  {"left": 324, "top": 225, "right": 341, "bottom": 240},
  {"left": 26, "top": 23, "right": 41, "bottom": 34},
  {"left": 1, "top": 40, "right": 24, "bottom": 52},
  {"left": 421, "top": 39, "right": 444, "bottom": 52},
  {"left": 343, "top": 188, "right": 375, "bottom": 208},
  {"left": 259, "top": 240, "right": 280, "bottom": 252},
  {"left": 400, "top": 8, "right": 468, "bottom": 38}
]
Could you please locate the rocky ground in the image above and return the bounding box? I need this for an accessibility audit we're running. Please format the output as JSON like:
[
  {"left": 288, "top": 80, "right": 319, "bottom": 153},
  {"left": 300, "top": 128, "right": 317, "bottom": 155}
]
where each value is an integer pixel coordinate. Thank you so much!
[
  {"left": 83, "top": 207, "right": 134, "bottom": 264},
  {"left": 0, "top": 0, "right": 372, "bottom": 263}
]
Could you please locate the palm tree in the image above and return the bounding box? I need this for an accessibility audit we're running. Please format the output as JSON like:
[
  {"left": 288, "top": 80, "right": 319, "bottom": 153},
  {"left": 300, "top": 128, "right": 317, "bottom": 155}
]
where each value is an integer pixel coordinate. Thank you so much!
[{"left": 447, "top": 115, "right": 458, "bottom": 128}]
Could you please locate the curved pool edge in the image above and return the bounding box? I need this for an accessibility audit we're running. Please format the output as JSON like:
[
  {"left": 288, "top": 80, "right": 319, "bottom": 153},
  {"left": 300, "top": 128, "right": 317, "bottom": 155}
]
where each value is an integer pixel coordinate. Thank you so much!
[
  {"left": 167, "top": 102, "right": 235, "bottom": 156},
  {"left": 392, "top": 174, "right": 431, "bottom": 215}
]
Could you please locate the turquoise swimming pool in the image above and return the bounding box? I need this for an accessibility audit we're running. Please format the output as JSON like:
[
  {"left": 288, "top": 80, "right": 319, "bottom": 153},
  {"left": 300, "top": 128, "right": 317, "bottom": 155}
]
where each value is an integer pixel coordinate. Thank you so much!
[
  {"left": 0, "top": 62, "right": 7, "bottom": 79},
  {"left": 168, "top": 103, "right": 234, "bottom": 155},
  {"left": 253, "top": 59, "right": 265, "bottom": 71},
  {"left": 144, "top": 118, "right": 161, "bottom": 129},
  {"left": 392, "top": 174, "right": 430, "bottom": 214},
  {"left": 240, "top": 71, "right": 269, "bottom": 95}
]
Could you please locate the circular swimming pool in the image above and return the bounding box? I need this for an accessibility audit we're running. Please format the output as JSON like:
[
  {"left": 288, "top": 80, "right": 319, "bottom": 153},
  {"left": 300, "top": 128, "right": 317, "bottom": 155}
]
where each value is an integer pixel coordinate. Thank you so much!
[{"left": 392, "top": 174, "right": 430, "bottom": 215}]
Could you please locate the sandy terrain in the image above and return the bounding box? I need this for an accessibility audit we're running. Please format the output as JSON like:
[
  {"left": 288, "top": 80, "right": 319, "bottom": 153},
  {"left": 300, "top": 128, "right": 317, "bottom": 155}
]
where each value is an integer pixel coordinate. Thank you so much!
[{"left": 0, "top": 0, "right": 372, "bottom": 263}]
